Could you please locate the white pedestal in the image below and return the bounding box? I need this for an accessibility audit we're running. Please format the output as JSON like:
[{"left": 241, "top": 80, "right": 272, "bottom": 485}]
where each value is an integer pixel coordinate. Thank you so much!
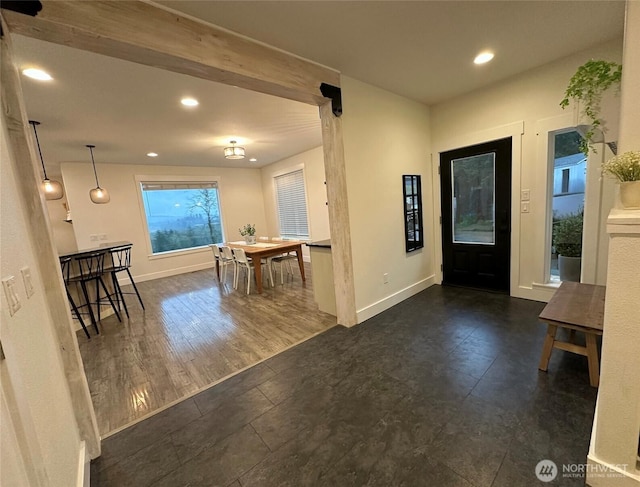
[{"left": 587, "top": 209, "right": 640, "bottom": 486}]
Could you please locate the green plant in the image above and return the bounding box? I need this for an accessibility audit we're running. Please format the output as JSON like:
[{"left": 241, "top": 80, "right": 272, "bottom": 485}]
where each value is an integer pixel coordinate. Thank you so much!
[
  {"left": 552, "top": 211, "right": 583, "bottom": 258},
  {"left": 560, "top": 60, "right": 622, "bottom": 155},
  {"left": 239, "top": 223, "right": 256, "bottom": 236},
  {"left": 602, "top": 150, "right": 640, "bottom": 182}
]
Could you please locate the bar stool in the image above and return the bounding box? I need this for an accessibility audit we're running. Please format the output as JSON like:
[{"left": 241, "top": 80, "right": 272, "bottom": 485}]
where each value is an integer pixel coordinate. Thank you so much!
[
  {"left": 59, "top": 256, "right": 92, "bottom": 338},
  {"left": 67, "top": 251, "right": 121, "bottom": 331},
  {"left": 105, "top": 244, "right": 145, "bottom": 319}
]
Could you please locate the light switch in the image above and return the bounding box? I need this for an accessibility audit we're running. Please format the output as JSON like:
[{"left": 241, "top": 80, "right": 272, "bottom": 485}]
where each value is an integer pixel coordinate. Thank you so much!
[
  {"left": 20, "top": 267, "right": 35, "bottom": 298},
  {"left": 521, "top": 189, "right": 531, "bottom": 201},
  {"left": 90, "top": 234, "right": 98, "bottom": 242},
  {"left": 99, "top": 233, "right": 107, "bottom": 241},
  {"left": 521, "top": 202, "right": 530, "bottom": 213},
  {"left": 2, "top": 276, "right": 21, "bottom": 316}
]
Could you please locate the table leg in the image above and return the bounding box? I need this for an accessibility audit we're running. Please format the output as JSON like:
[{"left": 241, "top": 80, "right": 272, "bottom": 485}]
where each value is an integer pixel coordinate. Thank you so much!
[
  {"left": 296, "top": 245, "right": 306, "bottom": 281},
  {"left": 254, "top": 258, "right": 263, "bottom": 293},
  {"left": 216, "top": 260, "right": 220, "bottom": 281},
  {"left": 538, "top": 324, "right": 558, "bottom": 371},
  {"left": 585, "top": 333, "right": 600, "bottom": 387}
]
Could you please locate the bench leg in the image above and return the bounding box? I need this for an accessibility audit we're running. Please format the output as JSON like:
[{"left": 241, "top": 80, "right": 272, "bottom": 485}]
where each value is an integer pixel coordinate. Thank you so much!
[
  {"left": 585, "top": 333, "right": 600, "bottom": 387},
  {"left": 539, "top": 324, "right": 558, "bottom": 371}
]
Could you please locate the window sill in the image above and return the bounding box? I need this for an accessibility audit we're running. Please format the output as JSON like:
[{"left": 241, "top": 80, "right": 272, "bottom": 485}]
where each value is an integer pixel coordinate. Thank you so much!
[
  {"left": 532, "top": 281, "right": 561, "bottom": 291},
  {"left": 147, "top": 245, "right": 212, "bottom": 261}
]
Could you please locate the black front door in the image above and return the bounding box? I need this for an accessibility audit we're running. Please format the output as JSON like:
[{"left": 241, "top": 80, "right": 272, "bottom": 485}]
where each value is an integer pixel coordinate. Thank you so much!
[{"left": 440, "top": 138, "right": 512, "bottom": 292}]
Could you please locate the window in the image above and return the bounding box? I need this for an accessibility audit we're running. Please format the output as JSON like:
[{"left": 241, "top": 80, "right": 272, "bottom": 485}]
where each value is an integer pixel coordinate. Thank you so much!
[
  {"left": 274, "top": 169, "right": 309, "bottom": 239},
  {"left": 561, "top": 169, "right": 570, "bottom": 194},
  {"left": 403, "top": 175, "right": 424, "bottom": 252},
  {"left": 140, "top": 181, "right": 224, "bottom": 254},
  {"left": 548, "top": 130, "right": 585, "bottom": 281}
]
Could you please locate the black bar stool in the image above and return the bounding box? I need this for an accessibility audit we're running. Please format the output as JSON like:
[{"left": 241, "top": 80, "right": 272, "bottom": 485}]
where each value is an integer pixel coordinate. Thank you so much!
[
  {"left": 68, "top": 251, "right": 121, "bottom": 331},
  {"left": 59, "top": 256, "right": 92, "bottom": 338},
  {"left": 105, "top": 244, "right": 144, "bottom": 319}
]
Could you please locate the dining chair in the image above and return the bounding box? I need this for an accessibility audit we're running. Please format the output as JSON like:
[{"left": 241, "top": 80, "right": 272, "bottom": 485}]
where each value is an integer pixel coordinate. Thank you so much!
[
  {"left": 219, "top": 246, "right": 236, "bottom": 285},
  {"left": 105, "top": 244, "right": 145, "bottom": 319},
  {"left": 209, "top": 244, "right": 222, "bottom": 281},
  {"left": 59, "top": 256, "right": 92, "bottom": 338},
  {"left": 271, "top": 237, "right": 298, "bottom": 284},
  {"left": 232, "top": 248, "right": 272, "bottom": 293},
  {"left": 67, "top": 251, "right": 121, "bottom": 331}
]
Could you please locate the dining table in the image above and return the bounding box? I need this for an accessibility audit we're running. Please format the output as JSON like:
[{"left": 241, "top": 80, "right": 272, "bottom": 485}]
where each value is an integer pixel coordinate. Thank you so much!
[{"left": 220, "top": 240, "right": 306, "bottom": 293}]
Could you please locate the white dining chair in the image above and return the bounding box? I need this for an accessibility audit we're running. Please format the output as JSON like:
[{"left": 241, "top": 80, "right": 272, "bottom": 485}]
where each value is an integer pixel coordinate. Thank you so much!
[
  {"left": 271, "top": 237, "right": 298, "bottom": 284},
  {"left": 232, "top": 248, "right": 272, "bottom": 293},
  {"left": 219, "top": 246, "right": 236, "bottom": 285},
  {"left": 209, "top": 244, "right": 222, "bottom": 281}
]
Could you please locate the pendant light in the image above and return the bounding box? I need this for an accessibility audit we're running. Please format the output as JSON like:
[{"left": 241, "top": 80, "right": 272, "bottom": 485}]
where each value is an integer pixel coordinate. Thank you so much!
[
  {"left": 86, "top": 145, "right": 110, "bottom": 204},
  {"left": 28, "top": 120, "right": 64, "bottom": 200},
  {"left": 223, "top": 140, "right": 245, "bottom": 159}
]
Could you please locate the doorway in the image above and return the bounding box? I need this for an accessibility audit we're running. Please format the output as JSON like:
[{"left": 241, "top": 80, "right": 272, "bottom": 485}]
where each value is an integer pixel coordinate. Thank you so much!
[{"left": 440, "top": 137, "right": 512, "bottom": 292}]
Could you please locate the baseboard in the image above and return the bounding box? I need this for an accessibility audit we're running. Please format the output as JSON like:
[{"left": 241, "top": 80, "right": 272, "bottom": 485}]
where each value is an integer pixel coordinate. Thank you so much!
[
  {"left": 355, "top": 275, "right": 436, "bottom": 324},
  {"left": 117, "top": 257, "right": 310, "bottom": 287},
  {"left": 117, "top": 261, "right": 215, "bottom": 286},
  {"left": 586, "top": 454, "right": 640, "bottom": 486}
]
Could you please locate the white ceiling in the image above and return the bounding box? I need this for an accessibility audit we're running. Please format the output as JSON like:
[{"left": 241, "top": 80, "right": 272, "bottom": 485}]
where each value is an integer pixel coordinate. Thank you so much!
[
  {"left": 13, "top": 1, "right": 625, "bottom": 174},
  {"left": 13, "top": 35, "right": 322, "bottom": 172},
  {"left": 159, "top": 0, "right": 626, "bottom": 104}
]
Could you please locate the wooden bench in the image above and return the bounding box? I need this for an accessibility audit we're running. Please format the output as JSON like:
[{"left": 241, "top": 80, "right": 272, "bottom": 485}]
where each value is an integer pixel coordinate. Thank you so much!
[{"left": 538, "top": 281, "right": 605, "bottom": 387}]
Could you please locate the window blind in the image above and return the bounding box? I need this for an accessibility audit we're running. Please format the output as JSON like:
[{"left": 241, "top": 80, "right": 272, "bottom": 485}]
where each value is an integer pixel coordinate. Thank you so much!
[{"left": 274, "top": 170, "right": 309, "bottom": 239}]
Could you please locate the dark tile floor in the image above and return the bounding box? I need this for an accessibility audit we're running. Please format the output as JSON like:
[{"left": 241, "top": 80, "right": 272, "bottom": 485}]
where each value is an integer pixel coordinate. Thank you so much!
[{"left": 91, "top": 285, "right": 598, "bottom": 486}]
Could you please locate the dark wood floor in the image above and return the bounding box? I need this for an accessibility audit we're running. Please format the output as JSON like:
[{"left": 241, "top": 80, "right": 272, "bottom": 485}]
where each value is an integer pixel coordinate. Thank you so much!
[
  {"left": 77, "top": 262, "right": 336, "bottom": 435},
  {"left": 91, "top": 285, "right": 599, "bottom": 486}
]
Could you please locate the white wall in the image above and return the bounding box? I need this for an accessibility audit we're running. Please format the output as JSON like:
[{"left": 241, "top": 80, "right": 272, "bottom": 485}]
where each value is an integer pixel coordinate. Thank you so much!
[
  {"left": 61, "top": 162, "right": 267, "bottom": 282},
  {"left": 1, "top": 116, "right": 83, "bottom": 486},
  {"left": 340, "top": 77, "right": 434, "bottom": 322},
  {"left": 430, "top": 39, "right": 623, "bottom": 300},
  {"left": 45, "top": 183, "right": 78, "bottom": 254},
  {"left": 260, "top": 145, "right": 330, "bottom": 260}
]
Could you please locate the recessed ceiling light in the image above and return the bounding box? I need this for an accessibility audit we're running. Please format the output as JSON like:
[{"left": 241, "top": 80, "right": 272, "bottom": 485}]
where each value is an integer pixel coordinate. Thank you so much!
[
  {"left": 147, "top": 152, "right": 158, "bottom": 157},
  {"left": 249, "top": 158, "right": 257, "bottom": 162},
  {"left": 474, "top": 52, "right": 494, "bottom": 65},
  {"left": 181, "top": 97, "right": 199, "bottom": 107},
  {"left": 22, "top": 68, "right": 53, "bottom": 81}
]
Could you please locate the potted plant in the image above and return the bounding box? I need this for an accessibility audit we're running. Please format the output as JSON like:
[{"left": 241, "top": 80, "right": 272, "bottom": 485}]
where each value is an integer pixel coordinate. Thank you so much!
[
  {"left": 560, "top": 59, "right": 622, "bottom": 155},
  {"left": 552, "top": 211, "right": 584, "bottom": 282},
  {"left": 602, "top": 150, "right": 640, "bottom": 209},
  {"left": 239, "top": 223, "right": 256, "bottom": 244}
]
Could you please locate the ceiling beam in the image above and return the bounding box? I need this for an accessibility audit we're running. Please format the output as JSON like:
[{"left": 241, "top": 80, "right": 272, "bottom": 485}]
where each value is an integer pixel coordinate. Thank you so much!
[{"left": 2, "top": 0, "right": 339, "bottom": 106}]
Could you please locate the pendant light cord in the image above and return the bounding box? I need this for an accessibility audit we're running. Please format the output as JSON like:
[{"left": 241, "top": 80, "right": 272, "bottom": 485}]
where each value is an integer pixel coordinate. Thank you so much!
[
  {"left": 87, "top": 145, "right": 101, "bottom": 188},
  {"left": 29, "top": 121, "right": 49, "bottom": 180}
]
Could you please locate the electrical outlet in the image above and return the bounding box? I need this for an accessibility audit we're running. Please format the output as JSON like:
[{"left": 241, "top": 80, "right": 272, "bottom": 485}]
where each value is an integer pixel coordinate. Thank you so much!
[
  {"left": 99, "top": 233, "right": 107, "bottom": 241},
  {"left": 2, "top": 276, "right": 21, "bottom": 316},
  {"left": 89, "top": 234, "right": 98, "bottom": 242},
  {"left": 521, "top": 202, "right": 530, "bottom": 213},
  {"left": 383, "top": 273, "right": 389, "bottom": 284},
  {"left": 20, "top": 267, "right": 35, "bottom": 298},
  {"left": 521, "top": 189, "right": 530, "bottom": 201}
]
